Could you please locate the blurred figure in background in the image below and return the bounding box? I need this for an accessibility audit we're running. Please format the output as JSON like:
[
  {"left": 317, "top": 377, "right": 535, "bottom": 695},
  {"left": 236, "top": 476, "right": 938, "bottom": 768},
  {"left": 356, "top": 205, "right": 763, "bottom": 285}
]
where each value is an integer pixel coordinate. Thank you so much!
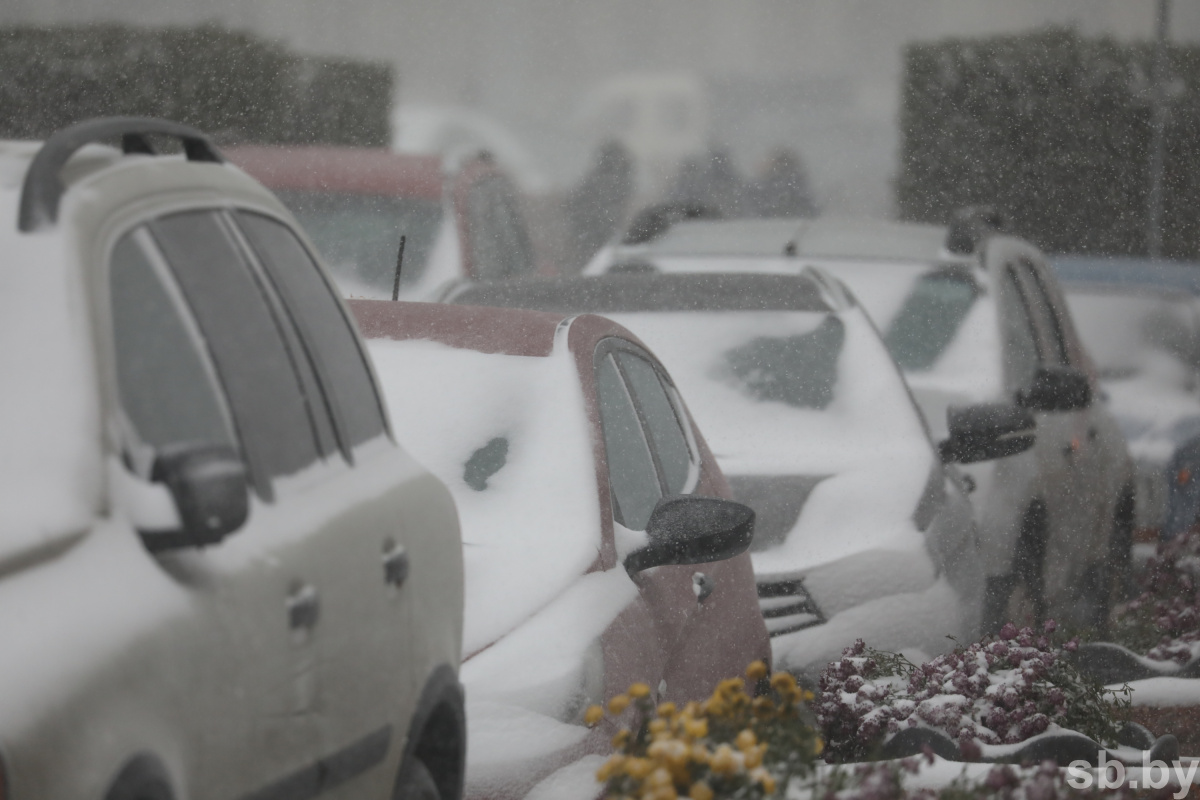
[
  {"left": 749, "top": 147, "right": 818, "bottom": 218},
  {"left": 566, "top": 139, "right": 634, "bottom": 270},
  {"left": 667, "top": 146, "right": 749, "bottom": 218}
]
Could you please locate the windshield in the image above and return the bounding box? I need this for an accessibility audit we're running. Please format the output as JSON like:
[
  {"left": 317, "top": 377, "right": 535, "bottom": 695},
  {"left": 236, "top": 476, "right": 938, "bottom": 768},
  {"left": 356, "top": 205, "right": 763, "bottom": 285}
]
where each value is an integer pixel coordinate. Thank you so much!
[
  {"left": 274, "top": 189, "right": 443, "bottom": 297},
  {"left": 883, "top": 269, "right": 980, "bottom": 371},
  {"left": 1065, "top": 289, "right": 1200, "bottom": 379}
]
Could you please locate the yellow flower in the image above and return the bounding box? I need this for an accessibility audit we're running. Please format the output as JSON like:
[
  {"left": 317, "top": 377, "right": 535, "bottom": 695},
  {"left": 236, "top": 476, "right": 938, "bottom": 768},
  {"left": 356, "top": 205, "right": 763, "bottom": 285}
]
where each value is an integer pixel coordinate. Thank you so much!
[
  {"left": 608, "top": 694, "right": 631, "bottom": 715},
  {"left": 624, "top": 757, "right": 653, "bottom": 779},
  {"left": 629, "top": 682, "right": 652, "bottom": 699},
  {"left": 770, "top": 671, "right": 797, "bottom": 693},
  {"left": 716, "top": 677, "right": 745, "bottom": 696},
  {"left": 596, "top": 754, "right": 625, "bottom": 781},
  {"left": 745, "top": 660, "right": 768, "bottom": 681},
  {"left": 750, "top": 767, "right": 777, "bottom": 794},
  {"left": 801, "top": 688, "right": 815, "bottom": 703},
  {"left": 682, "top": 717, "right": 708, "bottom": 739},
  {"left": 689, "top": 782, "right": 714, "bottom": 800},
  {"left": 657, "top": 701, "right": 677, "bottom": 717},
  {"left": 709, "top": 744, "right": 740, "bottom": 776},
  {"left": 648, "top": 787, "right": 677, "bottom": 800},
  {"left": 649, "top": 718, "right": 668, "bottom": 735},
  {"left": 690, "top": 744, "right": 710, "bottom": 765},
  {"left": 752, "top": 696, "right": 776, "bottom": 718},
  {"left": 647, "top": 766, "right": 673, "bottom": 788},
  {"left": 612, "top": 729, "right": 631, "bottom": 749},
  {"left": 814, "top": 737, "right": 825, "bottom": 756},
  {"left": 744, "top": 744, "right": 765, "bottom": 769},
  {"left": 584, "top": 704, "right": 605, "bottom": 726},
  {"left": 735, "top": 729, "right": 757, "bottom": 751}
]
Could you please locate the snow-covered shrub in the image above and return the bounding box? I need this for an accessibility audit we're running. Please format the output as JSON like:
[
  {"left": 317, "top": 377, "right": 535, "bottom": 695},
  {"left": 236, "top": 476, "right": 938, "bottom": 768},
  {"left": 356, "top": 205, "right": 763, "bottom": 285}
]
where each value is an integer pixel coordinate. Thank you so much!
[
  {"left": 1112, "top": 531, "right": 1200, "bottom": 662},
  {"left": 816, "top": 622, "right": 1129, "bottom": 763},
  {"left": 588, "top": 661, "right": 823, "bottom": 799}
]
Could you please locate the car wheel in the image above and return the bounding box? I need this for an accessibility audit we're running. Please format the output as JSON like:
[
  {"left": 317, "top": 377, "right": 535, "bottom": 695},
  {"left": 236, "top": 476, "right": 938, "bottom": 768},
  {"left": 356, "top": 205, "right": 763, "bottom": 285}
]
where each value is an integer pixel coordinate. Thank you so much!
[
  {"left": 105, "top": 755, "right": 174, "bottom": 800},
  {"left": 394, "top": 758, "right": 441, "bottom": 800},
  {"left": 983, "top": 501, "right": 1048, "bottom": 634},
  {"left": 1082, "top": 484, "right": 1135, "bottom": 634}
]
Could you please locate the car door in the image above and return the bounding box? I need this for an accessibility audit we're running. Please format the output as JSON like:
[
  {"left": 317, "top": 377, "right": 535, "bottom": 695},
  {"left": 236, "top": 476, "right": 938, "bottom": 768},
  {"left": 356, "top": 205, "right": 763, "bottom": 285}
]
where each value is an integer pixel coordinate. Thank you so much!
[
  {"left": 106, "top": 217, "right": 326, "bottom": 796},
  {"left": 593, "top": 338, "right": 753, "bottom": 703},
  {"left": 111, "top": 209, "right": 415, "bottom": 797}
]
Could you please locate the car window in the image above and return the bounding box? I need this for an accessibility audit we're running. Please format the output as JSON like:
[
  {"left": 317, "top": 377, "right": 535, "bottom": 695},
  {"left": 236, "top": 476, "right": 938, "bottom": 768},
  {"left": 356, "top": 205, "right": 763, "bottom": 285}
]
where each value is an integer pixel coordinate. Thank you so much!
[
  {"left": 999, "top": 266, "right": 1041, "bottom": 391},
  {"left": 615, "top": 351, "right": 693, "bottom": 495},
  {"left": 235, "top": 211, "right": 387, "bottom": 451},
  {"left": 595, "top": 352, "right": 662, "bottom": 530},
  {"left": 148, "top": 210, "right": 320, "bottom": 494},
  {"left": 1017, "top": 259, "right": 1069, "bottom": 366},
  {"left": 882, "top": 270, "right": 979, "bottom": 371},
  {"left": 109, "top": 231, "right": 235, "bottom": 458}
]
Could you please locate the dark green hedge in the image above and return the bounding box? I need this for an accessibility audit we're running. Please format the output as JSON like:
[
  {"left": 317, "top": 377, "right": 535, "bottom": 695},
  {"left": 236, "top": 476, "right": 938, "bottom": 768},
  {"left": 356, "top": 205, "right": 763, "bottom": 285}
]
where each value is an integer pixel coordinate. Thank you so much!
[
  {"left": 0, "top": 24, "right": 392, "bottom": 147},
  {"left": 897, "top": 28, "right": 1200, "bottom": 259}
]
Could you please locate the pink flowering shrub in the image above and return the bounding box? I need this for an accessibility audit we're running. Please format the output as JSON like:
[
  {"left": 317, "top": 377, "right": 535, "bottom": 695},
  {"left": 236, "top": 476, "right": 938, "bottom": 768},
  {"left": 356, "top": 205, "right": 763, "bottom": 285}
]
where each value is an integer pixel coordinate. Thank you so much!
[
  {"left": 816, "top": 622, "right": 1127, "bottom": 763},
  {"left": 1113, "top": 531, "right": 1200, "bottom": 662}
]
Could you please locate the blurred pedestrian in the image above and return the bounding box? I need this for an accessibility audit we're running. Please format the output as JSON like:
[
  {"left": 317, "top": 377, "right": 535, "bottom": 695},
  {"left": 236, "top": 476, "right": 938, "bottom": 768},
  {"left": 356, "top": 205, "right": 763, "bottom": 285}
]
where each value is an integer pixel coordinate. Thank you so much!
[
  {"left": 566, "top": 140, "right": 634, "bottom": 270},
  {"left": 749, "top": 147, "right": 818, "bottom": 218},
  {"left": 667, "top": 146, "right": 749, "bottom": 218}
]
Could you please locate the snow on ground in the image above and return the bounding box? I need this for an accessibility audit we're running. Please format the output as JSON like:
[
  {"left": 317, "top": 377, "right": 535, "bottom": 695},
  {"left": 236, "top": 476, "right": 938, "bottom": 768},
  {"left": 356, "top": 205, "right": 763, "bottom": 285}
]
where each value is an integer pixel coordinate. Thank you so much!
[{"left": 1120, "top": 676, "right": 1200, "bottom": 708}]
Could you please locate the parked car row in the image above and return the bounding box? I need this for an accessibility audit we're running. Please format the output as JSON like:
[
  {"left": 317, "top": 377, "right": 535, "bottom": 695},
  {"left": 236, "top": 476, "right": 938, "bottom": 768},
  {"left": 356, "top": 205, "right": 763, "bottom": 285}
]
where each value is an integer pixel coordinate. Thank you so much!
[{"left": 3, "top": 117, "right": 1178, "bottom": 800}]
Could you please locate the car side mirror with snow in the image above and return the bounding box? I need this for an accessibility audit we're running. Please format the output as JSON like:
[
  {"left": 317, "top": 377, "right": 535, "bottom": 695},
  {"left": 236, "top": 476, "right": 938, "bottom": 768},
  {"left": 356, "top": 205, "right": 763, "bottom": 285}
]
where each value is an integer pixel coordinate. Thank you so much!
[
  {"left": 138, "top": 444, "right": 250, "bottom": 553},
  {"left": 939, "top": 403, "right": 1036, "bottom": 464},
  {"left": 624, "top": 496, "right": 756, "bottom": 575},
  {"left": 1017, "top": 366, "right": 1092, "bottom": 412}
]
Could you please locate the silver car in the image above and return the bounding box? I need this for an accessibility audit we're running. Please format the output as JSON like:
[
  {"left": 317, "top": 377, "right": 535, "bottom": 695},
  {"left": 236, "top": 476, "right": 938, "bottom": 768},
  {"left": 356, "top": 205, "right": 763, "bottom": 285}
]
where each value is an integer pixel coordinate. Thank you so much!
[
  {"left": 587, "top": 216, "right": 1136, "bottom": 633},
  {"left": 0, "top": 119, "right": 464, "bottom": 800}
]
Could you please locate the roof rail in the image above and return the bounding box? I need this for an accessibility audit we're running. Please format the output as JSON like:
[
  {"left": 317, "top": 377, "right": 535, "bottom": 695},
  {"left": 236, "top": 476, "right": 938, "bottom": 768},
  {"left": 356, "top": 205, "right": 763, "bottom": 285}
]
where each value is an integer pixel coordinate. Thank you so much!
[
  {"left": 18, "top": 116, "right": 224, "bottom": 233},
  {"left": 945, "top": 205, "right": 1007, "bottom": 255}
]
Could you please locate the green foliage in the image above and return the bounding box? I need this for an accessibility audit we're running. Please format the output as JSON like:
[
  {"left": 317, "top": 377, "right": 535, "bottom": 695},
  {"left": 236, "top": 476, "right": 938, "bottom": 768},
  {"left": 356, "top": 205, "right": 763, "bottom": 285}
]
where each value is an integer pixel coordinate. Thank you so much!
[
  {"left": 898, "top": 27, "right": 1200, "bottom": 259},
  {"left": 0, "top": 24, "right": 392, "bottom": 147}
]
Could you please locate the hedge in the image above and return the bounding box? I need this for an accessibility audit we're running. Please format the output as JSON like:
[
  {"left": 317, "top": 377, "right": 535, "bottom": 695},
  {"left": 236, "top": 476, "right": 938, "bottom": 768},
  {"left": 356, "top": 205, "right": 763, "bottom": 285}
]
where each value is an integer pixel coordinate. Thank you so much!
[
  {"left": 897, "top": 28, "right": 1200, "bottom": 260},
  {"left": 0, "top": 24, "right": 392, "bottom": 147}
]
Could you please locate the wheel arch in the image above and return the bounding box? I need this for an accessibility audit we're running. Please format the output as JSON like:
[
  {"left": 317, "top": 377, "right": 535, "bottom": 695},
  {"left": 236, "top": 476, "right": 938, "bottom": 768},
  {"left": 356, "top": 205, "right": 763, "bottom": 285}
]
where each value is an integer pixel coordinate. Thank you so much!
[{"left": 393, "top": 664, "right": 465, "bottom": 800}]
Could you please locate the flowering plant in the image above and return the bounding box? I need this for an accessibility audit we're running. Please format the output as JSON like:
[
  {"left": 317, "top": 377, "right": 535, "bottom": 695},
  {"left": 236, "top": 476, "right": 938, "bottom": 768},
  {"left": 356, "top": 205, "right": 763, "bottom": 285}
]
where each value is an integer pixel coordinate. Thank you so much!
[
  {"left": 588, "top": 661, "right": 823, "bottom": 799},
  {"left": 816, "top": 622, "right": 1129, "bottom": 762},
  {"left": 1112, "top": 531, "right": 1200, "bottom": 663}
]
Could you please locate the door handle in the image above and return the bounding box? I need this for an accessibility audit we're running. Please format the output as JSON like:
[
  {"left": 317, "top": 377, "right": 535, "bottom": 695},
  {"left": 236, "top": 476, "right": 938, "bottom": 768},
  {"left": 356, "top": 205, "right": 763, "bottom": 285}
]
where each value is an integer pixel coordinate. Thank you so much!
[
  {"left": 383, "top": 542, "right": 410, "bottom": 589},
  {"left": 287, "top": 583, "right": 320, "bottom": 630}
]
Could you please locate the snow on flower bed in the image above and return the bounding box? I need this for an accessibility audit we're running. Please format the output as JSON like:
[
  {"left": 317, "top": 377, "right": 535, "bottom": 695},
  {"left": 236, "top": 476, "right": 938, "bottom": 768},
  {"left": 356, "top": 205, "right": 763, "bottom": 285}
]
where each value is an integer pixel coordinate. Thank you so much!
[{"left": 816, "top": 622, "right": 1128, "bottom": 763}]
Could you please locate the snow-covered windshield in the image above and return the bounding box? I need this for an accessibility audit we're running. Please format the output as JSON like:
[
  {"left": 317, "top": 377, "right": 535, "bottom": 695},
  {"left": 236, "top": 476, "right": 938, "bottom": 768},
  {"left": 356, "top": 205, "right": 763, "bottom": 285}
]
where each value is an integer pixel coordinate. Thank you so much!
[
  {"left": 603, "top": 308, "right": 929, "bottom": 476},
  {"left": 1065, "top": 289, "right": 1200, "bottom": 381},
  {"left": 274, "top": 189, "right": 443, "bottom": 296}
]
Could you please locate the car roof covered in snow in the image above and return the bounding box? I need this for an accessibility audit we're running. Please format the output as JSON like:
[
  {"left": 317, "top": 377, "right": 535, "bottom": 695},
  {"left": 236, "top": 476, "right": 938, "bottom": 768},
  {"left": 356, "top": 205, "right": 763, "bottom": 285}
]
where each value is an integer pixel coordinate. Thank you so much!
[
  {"left": 623, "top": 217, "right": 958, "bottom": 263},
  {"left": 226, "top": 145, "right": 444, "bottom": 200},
  {"left": 444, "top": 273, "right": 834, "bottom": 314}
]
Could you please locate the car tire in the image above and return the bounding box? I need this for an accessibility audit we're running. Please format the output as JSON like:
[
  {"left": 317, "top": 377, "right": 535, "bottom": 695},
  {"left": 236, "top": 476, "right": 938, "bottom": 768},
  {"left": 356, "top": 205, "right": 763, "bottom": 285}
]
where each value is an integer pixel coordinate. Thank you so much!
[
  {"left": 983, "top": 501, "right": 1048, "bottom": 633},
  {"left": 394, "top": 758, "right": 441, "bottom": 800},
  {"left": 104, "top": 755, "right": 174, "bottom": 800},
  {"left": 1080, "top": 484, "right": 1135, "bottom": 634}
]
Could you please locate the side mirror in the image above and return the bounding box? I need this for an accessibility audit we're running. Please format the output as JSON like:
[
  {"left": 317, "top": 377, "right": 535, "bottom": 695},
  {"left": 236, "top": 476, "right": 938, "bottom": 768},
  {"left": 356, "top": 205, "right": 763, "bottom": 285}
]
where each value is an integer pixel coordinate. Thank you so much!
[
  {"left": 939, "top": 403, "right": 1036, "bottom": 464},
  {"left": 1017, "top": 366, "right": 1092, "bottom": 412},
  {"left": 139, "top": 444, "right": 249, "bottom": 553},
  {"left": 624, "top": 496, "right": 755, "bottom": 575}
]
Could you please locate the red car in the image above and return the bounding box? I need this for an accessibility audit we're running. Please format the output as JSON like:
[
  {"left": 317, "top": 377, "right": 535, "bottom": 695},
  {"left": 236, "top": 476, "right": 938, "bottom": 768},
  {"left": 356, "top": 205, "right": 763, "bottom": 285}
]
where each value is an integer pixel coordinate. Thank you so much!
[
  {"left": 227, "top": 146, "right": 538, "bottom": 300},
  {"left": 351, "top": 299, "right": 771, "bottom": 798}
]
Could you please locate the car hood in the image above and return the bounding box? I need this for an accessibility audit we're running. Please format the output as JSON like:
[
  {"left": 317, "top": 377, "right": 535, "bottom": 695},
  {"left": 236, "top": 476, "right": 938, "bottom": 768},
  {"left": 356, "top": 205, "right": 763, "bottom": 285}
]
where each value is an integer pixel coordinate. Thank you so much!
[{"left": 0, "top": 177, "right": 103, "bottom": 563}]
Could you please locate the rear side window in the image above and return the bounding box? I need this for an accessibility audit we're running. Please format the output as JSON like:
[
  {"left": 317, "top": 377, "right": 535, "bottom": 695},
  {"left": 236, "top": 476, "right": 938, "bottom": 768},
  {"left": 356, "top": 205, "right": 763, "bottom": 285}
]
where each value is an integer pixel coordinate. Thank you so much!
[
  {"left": 1018, "top": 261, "right": 1070, "bottom": 366},
  {"left": 235, "top": 211, "right": 386, "bottom": 449},
  {"left": 149, "top": 211, "right": 319, "bottom": 489},
  {"left": 999, "top": 267, "right": 1041, "bottom": 391},
  {"left": 109, "top": 232, "right": 234, "bottom": 455},
  {"left": 615, "top": 351, "right": 693, "bottom": 495},
  {"left": 596, "top": 354, "right": 661, "bottom": 530}
]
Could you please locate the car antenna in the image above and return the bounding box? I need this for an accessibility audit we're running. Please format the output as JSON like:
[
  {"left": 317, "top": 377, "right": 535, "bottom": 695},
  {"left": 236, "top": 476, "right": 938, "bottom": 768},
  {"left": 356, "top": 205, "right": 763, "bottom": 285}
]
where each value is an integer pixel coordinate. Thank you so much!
[{"left": 391, "top": 234, "right": 407, "bottom": 302}]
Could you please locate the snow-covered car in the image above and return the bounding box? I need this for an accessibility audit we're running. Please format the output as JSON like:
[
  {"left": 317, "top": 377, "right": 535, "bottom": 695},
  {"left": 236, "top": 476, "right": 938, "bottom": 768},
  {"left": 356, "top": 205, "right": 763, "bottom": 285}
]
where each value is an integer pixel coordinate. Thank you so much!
[
  {"left": 1053, "top": 256, "right": 1200, "bottom": 541},
  {"left": 228, "top": 144, "right": 538, "bottom": 300},
  {"left": 0, "top": 119, "right": 465, "bottom": 800},
  {"left": 585, "top": 217, "right": 1136, "bottom": 633},
  {"left": 439, "top": 272, "right": 1036, "bottom": 673},
  {"left": 351, "top": 299, "right": 770, "bottom": 798}
]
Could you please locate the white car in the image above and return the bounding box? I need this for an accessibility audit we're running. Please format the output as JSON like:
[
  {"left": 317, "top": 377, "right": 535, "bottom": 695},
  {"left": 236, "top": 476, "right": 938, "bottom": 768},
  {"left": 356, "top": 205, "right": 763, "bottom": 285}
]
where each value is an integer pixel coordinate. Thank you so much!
[
  {"left": 441, "top": 272, "right": 1038, "bottom": 673},
  {"left": 0, "top": 118, "right": 464, "bottom": 800},
  {"left": 586, "top": 216, "right": 1136, "bottom": 633}
]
